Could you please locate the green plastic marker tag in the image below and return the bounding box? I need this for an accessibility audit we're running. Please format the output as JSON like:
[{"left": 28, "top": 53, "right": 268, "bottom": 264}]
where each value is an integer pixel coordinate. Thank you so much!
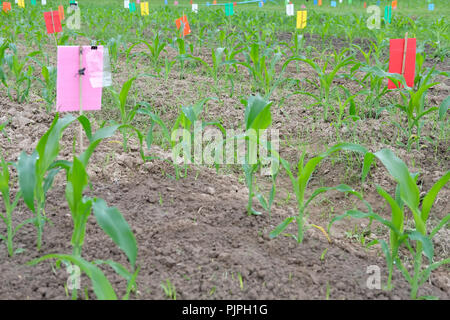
[
  {"left": 225, "top": 3, "right": 234, "bottom": 16},
  {"left": 384, "top": 5, "right": 392, "bottom": 24},
  {"left": 348, "top": 0, "right": 352, "bottom": 4},
  {"left": 129, "top": 2, "right": 136, "bottom": 12},
  {"left": 31, "top": 0, "right": 36, "bottom": 5}
]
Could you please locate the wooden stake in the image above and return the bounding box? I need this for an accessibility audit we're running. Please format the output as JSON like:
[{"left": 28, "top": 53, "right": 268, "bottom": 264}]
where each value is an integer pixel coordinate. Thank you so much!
[
  {"left": 401, "top": 32, "right": 408, "bottom": 76},
  {"left": 79, "top": 46, "right": 83, "bottom": 151},
  {"left": 397, "top": 32, "right": 408, "bottom": 103}
]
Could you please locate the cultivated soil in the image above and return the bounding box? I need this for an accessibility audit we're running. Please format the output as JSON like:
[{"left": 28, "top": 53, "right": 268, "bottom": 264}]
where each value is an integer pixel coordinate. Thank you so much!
[{"left": 0, "top": 33, "right": 449, "bottom": 300}]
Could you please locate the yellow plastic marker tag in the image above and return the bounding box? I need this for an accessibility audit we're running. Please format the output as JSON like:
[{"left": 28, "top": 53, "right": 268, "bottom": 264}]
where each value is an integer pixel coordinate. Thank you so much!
[
  {"left": 296, "top": 10, "right": 307, "bottom": 29},
  {"left": 18, "top": 0, "right": 25, "bottom": 8},
  {"left": 141, "top": 2, "right": 149, "bottom": 16}
]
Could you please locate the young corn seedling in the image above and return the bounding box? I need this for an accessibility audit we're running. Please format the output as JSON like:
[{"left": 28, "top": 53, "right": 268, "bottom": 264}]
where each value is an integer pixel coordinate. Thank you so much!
[
  {"left": 4, "top": 51, "right": 34, "bottom": 103},
  {"left": 107, "top": 36, "right": 125, "bottom": 73},
  {"left": 358, "top": 65, "right": 394, "bottom": 119},
  {"left": 270, "top": 143, "right": 371, "bottom": 244},
  {"left": 163, "top": 56, "right": 176, "bottom": 83},
  {"left": 37, "top": 64, "right": 57, "bottom": 113},
  {"left": 137, "top": 102, "right": 183, "bottom": 178},
  {"left": 241, "top": 95, "right": 278, "bottom": 215},
  {"left": 392, "top": 67, "right": 445, "bottom": 150},
  {"left": 18, "top": 114, "right": 86, "bottom": 250},
  {"left": 290, "top": 49, "right": 357, "bottom": 121},
  {"left": 171, "top": 98, "right": 222, "bottom": 179},
  {"left": 0, "top": 38, "right": 9, "bottom": 89},
  {"left": 187, "top": 47, "right": 238, "bottom": 95},
  {"left": 0, "top": 154, "right": 23, "bottom": 257},
  {"left": 161, "top": 279, "right": 177, "bottom": 300},
  {"left": 29, "top": 123, "right": 140, "bottom": 300},
  {"left": 139, "top": 98, "right": 220, "bottom": 180},
  {"left": 108, "top": 76, "right": 148, "bottom": 154},
  {"left": 240, "top": 43, "right": 283, "bottom": 98},
  {"left": 126, "top": 32, "right": 167, "bottom": 73},
  {"left": 28, "top": 51, "right": 55, "bottom": 113},
  {"left": 171, "top": 37, "right": 189, "bottom": 80},
  {"left": 230, "top": 95, "right": 279, "bottom": 216},
  {"left": 329, "top": 149, "right": 449, "bottom": 299}
]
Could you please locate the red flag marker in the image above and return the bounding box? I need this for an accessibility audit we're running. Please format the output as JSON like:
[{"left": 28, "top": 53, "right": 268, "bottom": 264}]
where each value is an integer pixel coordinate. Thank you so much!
[
  {"left": 175, "top": 15, "right": 191, "bottom": 37},
  {"left": 2, "top": 2, "right": 12, "bottom": 12},
  {"left": 388, "top": 36, "right": 416, "bottom": 89},
  {"left": 44, "top": 11, "right": 62, "bottom": 34}
]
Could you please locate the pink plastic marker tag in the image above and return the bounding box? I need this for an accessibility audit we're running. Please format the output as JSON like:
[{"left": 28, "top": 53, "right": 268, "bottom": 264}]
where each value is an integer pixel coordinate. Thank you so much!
[{"left": 56, "top": 46, "right": 104, "bottom": 112}]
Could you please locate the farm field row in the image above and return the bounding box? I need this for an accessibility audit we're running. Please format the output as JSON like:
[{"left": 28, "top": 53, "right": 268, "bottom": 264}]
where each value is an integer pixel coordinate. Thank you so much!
[{"left": 0, "top": 0, "right": 448, "bottom": 300}]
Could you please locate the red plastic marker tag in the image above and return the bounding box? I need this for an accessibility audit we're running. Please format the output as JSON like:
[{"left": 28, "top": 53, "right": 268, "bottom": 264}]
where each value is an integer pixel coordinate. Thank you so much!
[
  {"left": 388, "top": 38, "right": 416, "bottom": 89},
  {"left": 44, "top": 11, "right": 62, "bottom": 34},
  {"left": 2, "top": 2, "right": 12, "bottom": 12},
  {"left": 175, "top": 15, "right": 191, "bottom": 37}
]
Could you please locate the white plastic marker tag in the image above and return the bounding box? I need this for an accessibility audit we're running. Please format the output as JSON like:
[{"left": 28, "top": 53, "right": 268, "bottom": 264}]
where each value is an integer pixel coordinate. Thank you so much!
[
  {"left": 15, "top": 0, "right": 18, "bottom": 4},
  {"left": 42, "top": 0, "right": 46, "bottom": 5},
  {"left": 286, "top": 3, "right": 294, "bottom": 16},
  {"left": 192, "top": 3, "right": 198, "bottom": 13},
  {"left": 87, "top": 47, "right": 112, "bottom": 89},
  {"left": 124, "top": 0, "right": 129, "bottom": 9},
  {"left": 339, "top": 0, "right": 342, "bottom": 3}
]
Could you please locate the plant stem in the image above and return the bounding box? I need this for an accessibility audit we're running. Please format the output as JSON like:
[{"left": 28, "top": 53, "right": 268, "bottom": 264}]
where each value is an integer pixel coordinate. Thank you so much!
[
  {"left": 410, "top": 242, "right": 423, "bottom": 299},
  {"left": 246, "top": 174, "right": 253, "bottom": 216},
  {"left": 36, "top": 200, "right": 43, "bottom": 250}
]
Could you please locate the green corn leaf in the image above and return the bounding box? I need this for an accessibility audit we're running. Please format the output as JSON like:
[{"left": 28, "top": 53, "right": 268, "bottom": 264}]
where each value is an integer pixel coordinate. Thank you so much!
[
  {"left": 0, "top": 154, "right": 10, "bottom": 196},
  {"left": 28, "top": 254, "right": 117, "bottom": 300},
  {"left": 269, "top": 217, "right": 295, "bottom": 239},
  {"left": 118, "top": 77, "right": 137, "bottom": 116},
  {"left": 137, "top": 104, "right": 171, "bottom": 146},
  {"left": 376, "top": 185, "right": 404, "bottom": 249},
  {"left": 438, "top": 95, "right": 449, "bottom": 121},
  {"left": 94, "top": 259, "right": 133, "bottom": 282},
  {"left": 410, "top": 82, "right": 439, "bottom": 113},
  {"left": 92, "top": 198, "right": 137, "bottom": 268},
  {"left": 379, "top": 239, "right": 392, "bottom": 270},
  {"left": 374, "top": 149, "right": 420, "bottom": 211},
  {"left": 418, "top": 258, "right": 450, "bottom": 287},
  {"left": 43, "top": 167, "right": 62, "bottom": 196},
  {"left": 421, "top": 171, "right": 450, "bottom": 222},
  {"left": 256, "top": 193, "right": 269, "bottom": 211},
  {"left": 304, "top": 184, "right": 362, "bottom": 209},
  {"left": 79, "top": 125, "right": 121, "bottom": 167},
  {"left": 17, "top": 150, "right": 39, "bottom": 212},
  {"left": 77, "top": 115, "right": 92, "bottom": 142},
  {"left": 406, "top": 231, "right": 434, "bottom": 261},
  {"left": 36, "top": 114, "right": 77, "bottom": 175},
  {"left": 244, "top": 95, "right": 273, "bottom": 131},
  {"left": 376, "top": 185, "right": 404, "bottom": 232},
  {"left": 329, "top": 209, "right": 400, "bottom": 236},
  {"left": 430, "top": 215, "right": 450, "bottom": 239},
  {"left": 362, "top": 152, "right": 375, "bottom": 182},
  {"left": 66, "top": 157, "right": 89, "bottom": 216}
]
